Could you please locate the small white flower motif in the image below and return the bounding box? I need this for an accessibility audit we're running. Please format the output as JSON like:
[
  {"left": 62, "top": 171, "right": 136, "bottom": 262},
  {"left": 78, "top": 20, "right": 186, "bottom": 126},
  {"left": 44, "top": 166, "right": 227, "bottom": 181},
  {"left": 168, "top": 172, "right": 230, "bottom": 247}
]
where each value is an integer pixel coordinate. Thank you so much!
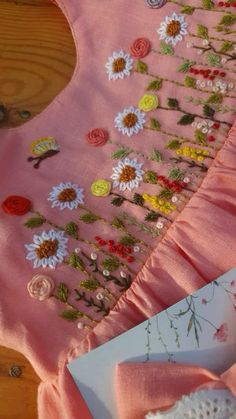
[
  {"left": 90, "top": 252, "right": 98, "bottom": 261},
  {"left": 120, "top": 271, "right": 127, "bottom": 278},
  {"left": 114, "top": 106, "right": 145, "bottom": 137},
  {"left": 196, "top": 80, "right": 201, "bottom": 87},
  {"left": 197, "top": 122, "right": 203, "bottom": 129},
  {"left": 171, "top": 196, "right": 178, "bottom": 203},
  {"left": 133, "top": 246, "right": 140, "bottom": 253},
  {"left": 183, "top": 176, "right": 190, "bottom": 184},
  {"left": 202, "top": 128, "right": 209, "bottom": 134},
  {"left": 200, "top": 81, "right": 206, "bottom": 88},
  {"left": 207, "top": 80, "right": 213, "bottom": 87},
  {"left": 156, "top": 221, "right": 164, "bottom": 229},
  {"left": 96, "top": 292, "right": 104, "bottom": 301},
  {"left": 191, "top": 121, "right": 198, "bottom": 128},
  {"left": 157, "top": 12, "right": 188, "bottom": 46},
  {"left": 48, "top": 182, "right": 84, "bottom": 210},
  {"left": 111, "top": 158, "right": 144, "bottom": 192},
  {"left": 103, "top": 270, "right": 110, "bottom": 277},
  {"left": 25, "top": 229, "right": 68, "bottom": 269},
  {"left": 208, "top": 121, "right": 214, "bottom": 128},
  {"left": 105, "top": 50, "right": 133, "bottom": 81},
  {"left": 74, "top": 248, "right": 81, "bottom": 254},
  {"left": 202, "top": 39, "right": 209, "bottom": 46}
]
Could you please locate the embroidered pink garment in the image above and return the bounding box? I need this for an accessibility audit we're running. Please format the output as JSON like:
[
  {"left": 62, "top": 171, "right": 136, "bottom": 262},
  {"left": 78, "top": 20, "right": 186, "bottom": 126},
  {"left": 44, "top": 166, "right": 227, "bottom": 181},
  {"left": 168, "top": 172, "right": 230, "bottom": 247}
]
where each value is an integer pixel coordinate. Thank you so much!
[
  {"left": 115, "top": 361, "right": 236, "bottom": 419},
  {"left": 1, "top": 1, "right": 236, "bottom": 417}
]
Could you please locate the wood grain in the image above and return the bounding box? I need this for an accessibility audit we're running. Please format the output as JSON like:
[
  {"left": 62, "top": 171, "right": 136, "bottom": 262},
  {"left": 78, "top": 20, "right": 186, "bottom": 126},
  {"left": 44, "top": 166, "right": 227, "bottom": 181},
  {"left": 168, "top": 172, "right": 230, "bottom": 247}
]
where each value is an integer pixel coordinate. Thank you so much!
[
  {"left": 0, "top": 0, "right": 76, "bottom": 127},
  {"left": 0, "top": 0, "right": 76, "bottom": 417}
]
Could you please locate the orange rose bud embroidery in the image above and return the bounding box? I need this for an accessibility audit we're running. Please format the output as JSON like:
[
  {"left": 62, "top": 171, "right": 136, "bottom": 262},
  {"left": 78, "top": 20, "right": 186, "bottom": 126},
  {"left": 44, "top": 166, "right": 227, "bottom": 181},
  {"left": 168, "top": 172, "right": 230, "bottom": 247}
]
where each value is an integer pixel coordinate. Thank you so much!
[
  {"left": 1, "top": 196, "right": 32, "bottom": 215},
  {"left": 86, "top": 128, "right": 109, "bottom": 147},
  {"left": 130, "top": 38, "right": 151, "bottom": 59}
]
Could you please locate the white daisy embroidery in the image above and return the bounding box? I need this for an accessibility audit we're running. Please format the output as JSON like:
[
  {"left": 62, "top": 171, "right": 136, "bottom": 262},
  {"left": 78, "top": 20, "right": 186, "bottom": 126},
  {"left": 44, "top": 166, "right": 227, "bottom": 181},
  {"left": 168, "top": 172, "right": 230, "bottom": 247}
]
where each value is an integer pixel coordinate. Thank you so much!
[
  {"left": 25, "top": 230, "right": 68, "bottom": 269},
  {"left": 157, "top": 12, "right": 188, "bottom": 46},
  {"left": 114, "top": 106, "right": 145, "bottom": 137},
  {"left": 48, "top": 182, "right": 84, "bottom": 210},
  {"left": 111, "top": 158, "right": 144, "bottom": 191},
  {"left": 105, "top": 51, "right": 133, "bottom": 80}
]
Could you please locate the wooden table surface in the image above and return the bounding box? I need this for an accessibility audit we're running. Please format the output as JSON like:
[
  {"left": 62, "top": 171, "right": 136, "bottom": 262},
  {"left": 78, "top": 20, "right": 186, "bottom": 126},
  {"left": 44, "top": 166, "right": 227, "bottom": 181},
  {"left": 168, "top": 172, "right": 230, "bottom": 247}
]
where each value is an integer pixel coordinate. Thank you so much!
[{"left": 0, "top": 0, "right": 76, "bottom": 417}]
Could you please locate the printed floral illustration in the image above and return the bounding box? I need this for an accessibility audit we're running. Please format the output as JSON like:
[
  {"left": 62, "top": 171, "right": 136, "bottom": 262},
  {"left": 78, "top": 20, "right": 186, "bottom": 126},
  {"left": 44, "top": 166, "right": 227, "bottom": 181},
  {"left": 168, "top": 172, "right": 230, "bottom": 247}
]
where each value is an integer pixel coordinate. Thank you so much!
[
  {"left": 105, "top": 51, "right": 133, "bottom": 80},
  {"left": 157, "top": 13, "right": 188, "bottom": 46},
  {"left": 48, "top": 182, "right": 85, "bottom": 210},
  {"left": 25, "top": 229, "right": 68, "bottom": 268}
]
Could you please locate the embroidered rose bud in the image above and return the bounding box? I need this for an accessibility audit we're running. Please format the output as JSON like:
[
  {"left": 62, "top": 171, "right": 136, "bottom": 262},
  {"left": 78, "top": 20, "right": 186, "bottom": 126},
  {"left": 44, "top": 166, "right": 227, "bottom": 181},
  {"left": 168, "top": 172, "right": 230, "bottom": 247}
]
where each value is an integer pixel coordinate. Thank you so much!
[
  {"left": 130, "top": 38, "right": 151, "bottom": 59},
  {"left": 86, "top": 128, "right": 109, "bottom": 147},
  {"left": 120, "top": 271, "right": 127, "bottom": 278},
  {"left": 146, "top": 0, "right": 167, "bottom": 8},
  {"left": 2, "top": 195, "right": 32, "bottom": 215},
  {"left": 91, "top": 179, "right": 111, "bottom": 197},
  {"left": 138, "top": 94, "right": 159, "bottom": 112},
  {"left": 77, "top": 322, "right": 84, "bottom": 330},
  {"left": 103, "top": 269, "right": 110, "bottom": 277},
  {"left": 27, "top": 274, "right": 54, "bottom": 301},
  {"left": 96, "top": 292, "right": 104, "bottom": 300},
  {"left": 90, "top": 252, "right": 98, "bottom": 261}
]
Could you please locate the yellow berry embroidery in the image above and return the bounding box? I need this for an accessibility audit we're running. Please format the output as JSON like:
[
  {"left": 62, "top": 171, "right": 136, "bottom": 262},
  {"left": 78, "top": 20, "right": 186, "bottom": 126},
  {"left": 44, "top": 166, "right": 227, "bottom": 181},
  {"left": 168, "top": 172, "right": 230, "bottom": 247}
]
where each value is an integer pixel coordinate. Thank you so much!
[
  {"left": 176, "top": 146, "right": 209, "bottom": 161},
  {"left": 142, "top": 194, "right": 176, "bottom": 214}
]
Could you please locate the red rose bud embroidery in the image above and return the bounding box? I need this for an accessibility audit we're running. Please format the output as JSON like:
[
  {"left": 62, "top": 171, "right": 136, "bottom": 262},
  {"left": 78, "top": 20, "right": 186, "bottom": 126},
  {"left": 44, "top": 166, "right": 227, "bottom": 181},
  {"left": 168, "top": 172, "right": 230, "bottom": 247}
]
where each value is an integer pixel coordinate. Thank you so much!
[
  {"left": 130, "top": 38, "right": 151, "bottom": 59},
  {"left": 1, "top": 196, "right": 32, "bottom": 215},
  {"left": 86, "top": 128, "right": 109, "bottom": 147}
]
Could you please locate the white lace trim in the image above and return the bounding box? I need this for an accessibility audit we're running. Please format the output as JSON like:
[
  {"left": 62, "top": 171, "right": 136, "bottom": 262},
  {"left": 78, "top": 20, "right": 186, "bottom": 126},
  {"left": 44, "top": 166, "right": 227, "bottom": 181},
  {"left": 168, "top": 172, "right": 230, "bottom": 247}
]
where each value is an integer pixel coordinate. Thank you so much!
[{"left": 145, "top": 389, "right": 236, "bottom": 419}]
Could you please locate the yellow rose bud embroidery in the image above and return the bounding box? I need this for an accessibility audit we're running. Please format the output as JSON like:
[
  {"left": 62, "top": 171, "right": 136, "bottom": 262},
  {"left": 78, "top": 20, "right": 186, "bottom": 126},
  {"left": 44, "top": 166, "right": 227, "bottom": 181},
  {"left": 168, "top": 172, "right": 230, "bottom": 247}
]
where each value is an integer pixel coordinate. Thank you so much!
[
  {"left": 138, "top": 94, "right": 159, "bottom": 112},
  {"left": 91, "top": 179, "right": 111, "bottom": 197}
]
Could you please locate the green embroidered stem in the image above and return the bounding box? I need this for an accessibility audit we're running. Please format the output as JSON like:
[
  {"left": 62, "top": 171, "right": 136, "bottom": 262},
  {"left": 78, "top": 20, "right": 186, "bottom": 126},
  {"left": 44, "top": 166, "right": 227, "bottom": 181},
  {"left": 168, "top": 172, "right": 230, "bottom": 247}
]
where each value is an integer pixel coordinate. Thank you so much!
[
  {"left": 190, "top": 31, "right": 236, "bottom": 45},
  {"left": 185, "top": 96, "right": 236, "bottom": 115},
  {"left": 168, "top": 0, "right": 234, "bottom": 13},
  {"left": 192, "top": 42, "right": 236, "bottom": 62},
  {"left": 110, "top": 192, "right": 172, "bottom": 222},
  {"left": 170, "top": 157, "right": 208, "bottom": 172},
  {"left": 121, "top": 212, "right": 161, "bottom": 239},
  {"left": 74, "top": 289, "right": 110, "bottom": 315},
  {"left": 53, "top": 292, "right": 98, "bottom": 325},
  {"left": 78, "top": 204, "right": 149, "bottom": 249}
]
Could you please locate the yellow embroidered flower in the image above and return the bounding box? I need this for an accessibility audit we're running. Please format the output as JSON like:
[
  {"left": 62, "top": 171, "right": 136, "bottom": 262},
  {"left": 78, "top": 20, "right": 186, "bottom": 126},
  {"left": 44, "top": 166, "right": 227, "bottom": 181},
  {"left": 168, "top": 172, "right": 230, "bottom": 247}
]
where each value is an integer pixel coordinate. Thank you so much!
[
  {"left": 176, "top": 146, "right": 209, "bottom": 161},
  {"left": 138, "top": 94, "right": 159, "bottom": 112},
  {"left": 142, "top": 194, "right": 176, "bottom": 214},
  {"left": 91, "top": 179, "right": 111, "bottom": 197}
]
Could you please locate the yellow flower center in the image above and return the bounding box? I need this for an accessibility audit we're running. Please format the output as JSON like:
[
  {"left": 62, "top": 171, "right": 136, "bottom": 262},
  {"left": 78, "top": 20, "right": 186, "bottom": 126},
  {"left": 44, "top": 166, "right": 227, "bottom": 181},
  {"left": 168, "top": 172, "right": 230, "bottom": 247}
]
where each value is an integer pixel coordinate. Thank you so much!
[
  {"left": 58, "top": 188, "right": 76, "bottom": 202},
  {"left": 119, "top": 165, "right": 136, "bottom": 182},
  {"left": 112, "top": 57, "right": 126, "bottom": 73},
  {"left": 166, "top": 20, "right": 181, "bottom": 37},
  {"left": 36, "top": 239, "right": 58, "bottom": 259},
  {"left": 123, "top": 113, "right": 138, "bottom": 128}
]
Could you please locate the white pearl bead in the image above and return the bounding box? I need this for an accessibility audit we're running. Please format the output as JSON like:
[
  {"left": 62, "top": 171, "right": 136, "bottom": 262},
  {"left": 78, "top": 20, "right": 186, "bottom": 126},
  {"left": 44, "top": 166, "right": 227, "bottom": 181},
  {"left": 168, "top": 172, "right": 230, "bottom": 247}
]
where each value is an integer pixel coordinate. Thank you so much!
[
  {"left": 74, "top": 247, "right": 81, "bottom": 254},
  {"left": 77, "top": 322, "right": 84, "bottom": 330},
  {"left": 96, "top": 292, "right": 104, "bottom": 301},
  {"left": 183, "top": 177, "right": 190, "bottom": 184},
  {"left": 103, "top": 269, "right": 110, "bottom": 277},
  {"left": 133, "top": 246, "right": 140, "bottom": 253},
  {"left": 171, "top": 196, "right": 178, "bottom": 203},
  {"left": 156, "top": 221, "right": 164, "bottom": 229},
  {"left": 90, "top": 252, "right": 98, "bottom": 261},
  {"left": 120, "top": 271, "right": 127, "bottom": 278}
]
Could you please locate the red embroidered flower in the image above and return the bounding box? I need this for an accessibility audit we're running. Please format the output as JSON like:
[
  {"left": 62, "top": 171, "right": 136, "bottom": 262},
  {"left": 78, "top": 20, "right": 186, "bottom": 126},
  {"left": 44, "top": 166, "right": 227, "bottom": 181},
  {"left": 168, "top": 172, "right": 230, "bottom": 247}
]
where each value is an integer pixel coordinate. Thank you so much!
[
  {"left": 130, "top": 38, "right": 151, "bottom": 59},
  {"left": 213, "top": 323, "right": 228, "bottom": 343},
  {"left": 1, "top": 195, "right": 32, "bottom": 215},
  {"left": 86, "top": 128, "right": 109, "bottom": 147}
]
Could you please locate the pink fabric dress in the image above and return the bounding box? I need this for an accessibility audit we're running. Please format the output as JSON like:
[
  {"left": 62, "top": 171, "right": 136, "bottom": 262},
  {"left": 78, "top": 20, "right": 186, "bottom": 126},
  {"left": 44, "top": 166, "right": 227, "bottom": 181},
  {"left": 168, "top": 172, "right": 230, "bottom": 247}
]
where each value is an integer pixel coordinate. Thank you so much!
[{"left": 1, "top": 1, "right": 236, "bottom": 417}]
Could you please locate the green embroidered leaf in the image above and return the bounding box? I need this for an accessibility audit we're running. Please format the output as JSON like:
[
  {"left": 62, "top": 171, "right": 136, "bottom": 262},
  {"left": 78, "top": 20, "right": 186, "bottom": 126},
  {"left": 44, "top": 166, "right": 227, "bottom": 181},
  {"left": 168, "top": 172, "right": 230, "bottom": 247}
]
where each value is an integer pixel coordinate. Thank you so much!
[
  {"left": 56, "top": 283, "right": 69, "bottom": 303},
  {"left": 60, "top": 309, "right": 83, "bottom": 321},
  {"left": 167, "top": 98, "right": 179, "bottom": 109},
  {"left": 67, "top": 253, "right": 85, "bottom": 271},
  {"left": 197, "top": 24, "right": 209, "bottom": 39},
  {"left": 135, "top": 60, "right": 148, "bottom": 74},
  {"left": 178, "top": 114, "right": 195, "bottom": 125},
  {"left": 184, "top": 76, "right": 197, "bottom": 88},
  {"left": 207, "top": 92, "right": 223, "bottom": 104},
  {"left": 215, "top": 25, "right": 223, "bottom": 33},
  {"left": 168, "top": 168, "right": 185, "bottom": 181},
  {"left": 111, "top": 196, "right": 125, "bottom": 207},
  {"left": 145, "top": 211, "right": 160, "bottom": 222},
  {"left": 120, "top": 235, "right": 137, "bottom": 246},
  {"left": 202, "top": 0, "right": 214, "bottom": 9},
  {"left": 111, "top": 217, "right": 126, "bottom": 231},
  {"left": 144, "top": 170, "right": 158, "bottom": 184},
  {"left": 65, "top": 221, "right": 79, "bottom": 238},
  {"left": 146, "top": 78, "right": 162, "bottom": 91},
  {"left": 158, "top": 189, "right": 173, "bottom": 199},
  {"left": 151, "top": 148, "right": 163, "bottom": 162},
  {"left": 24, "top": 217, "right": 45, "bottom": 228},
  {"left": 133, "top": 193, "right": 144, "bottom": 206},
  {"left": 203, "top": 104, "right": 215, "bottom": 118},
  {"left": 166, "top": 139, "right": 182, "bottom": 150},
  {"left": 194, "top": 129, "right": 207, "bottom": 146},
  {"left": 111, "top": 147, "right": 131, "bottom": 159},
  {"left": 181, "top": 5, "right": 195, "bottom": 14},
  {"left": 177, "top": 60, "right": 196, "bottom": 73},
  {"left": 102, "top": 256, "right": 120, "bottom": 271},
  {"left": 80, "top": 212, "right": 100, "bottom": 224},
  {"left": 149, "top": 117, "right": 161, "bottom": 131},
  {"left": 219, "top": 14, "right": 236, "bottom": 27},
  {"left": 160, "top": 40, "right": 174, "bottom": 56},
  {"left": 220, "top": 40, "right": 234, "bottom": 53},
  {"left": 80, "top": 279, "right": 100, "bottom": 291},
  {"left": 207, "top": 52, "right": 221, "bottom": 67}
]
